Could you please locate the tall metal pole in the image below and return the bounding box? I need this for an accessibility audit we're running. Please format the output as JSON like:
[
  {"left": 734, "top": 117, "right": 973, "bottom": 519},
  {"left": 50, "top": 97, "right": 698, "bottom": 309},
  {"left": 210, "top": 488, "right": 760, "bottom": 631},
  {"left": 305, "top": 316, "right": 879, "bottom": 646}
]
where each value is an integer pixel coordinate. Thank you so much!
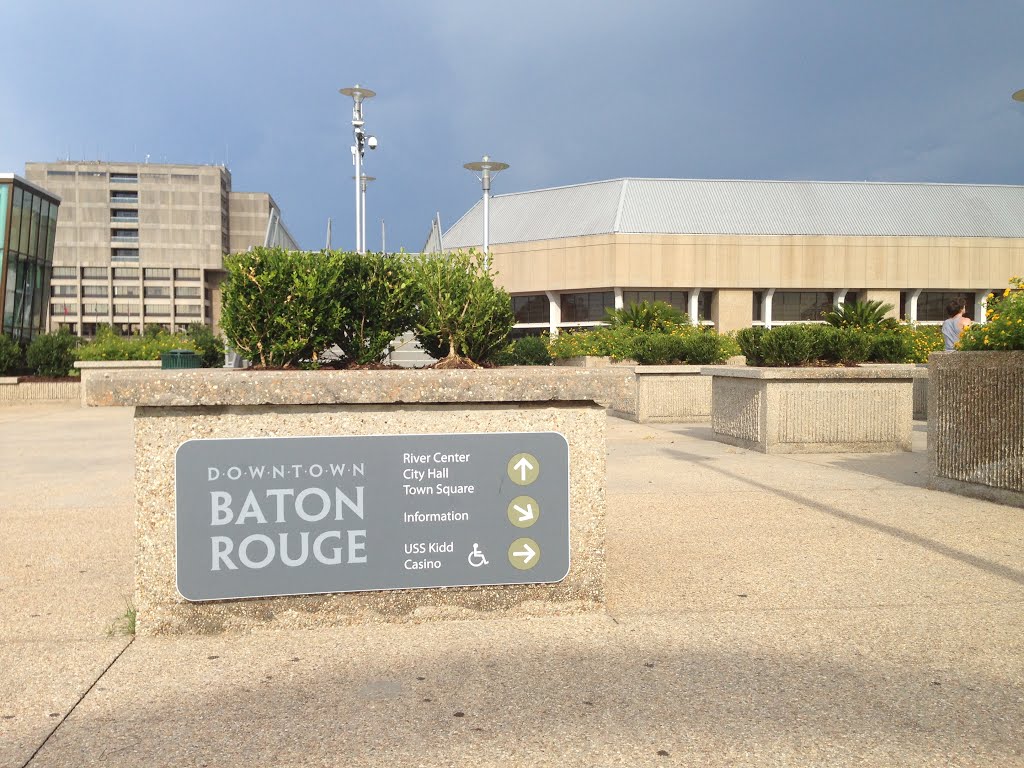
[
  {"left": 354, "top": 145, "right": 362, "bottom": 252},
  {"left": 463, "top": 155, "right": 509, "bottom": 271},
  {"left": 340, "top": 85, "right": 376, "bottom": 254}
]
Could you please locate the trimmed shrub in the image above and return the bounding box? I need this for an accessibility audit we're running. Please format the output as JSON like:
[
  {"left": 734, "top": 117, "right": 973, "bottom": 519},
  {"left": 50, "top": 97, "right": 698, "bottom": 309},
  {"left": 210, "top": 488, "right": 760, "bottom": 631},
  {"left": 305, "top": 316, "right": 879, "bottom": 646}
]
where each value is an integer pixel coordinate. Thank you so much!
[
  {"left": 759, "top": 325, "right": 818, "bottom": 366},
  {"left": 26, "top": 329, "right": 79, "bottom": 376},
  {"left": 821, "top": 327, "right": 873, "bottom": 364},
  {"left": 0, "top": 334, "right": 23, "bottom": 375},
  {"left": 630, "top": 333, "right": 688, "bottom": 365},
  {"left": 735, "top": 326, "right": 767, "bottom": 366},
  {"left": 331, "top": 251, "right": 421, "bottom": 365},
  {"left": 959, "top": 278, "right": 1024, "bottom": 351},
  {"left": 870, "top": 331, "right": 915, "bottom": 363},
  {"left": 220, "top": 247, "right": 349, "bottom": 368},
  {"left": 680, "top": 331, "right": 728, "bottom": 365},
  {"left": 412, "top": 250, "right": 514, "bottom": 366},
  {"left": 185, "top": 323, "right": 225, "bottom": 368},
  {"left": 510, "top": 336, "right": 551, "bottom": 365}
]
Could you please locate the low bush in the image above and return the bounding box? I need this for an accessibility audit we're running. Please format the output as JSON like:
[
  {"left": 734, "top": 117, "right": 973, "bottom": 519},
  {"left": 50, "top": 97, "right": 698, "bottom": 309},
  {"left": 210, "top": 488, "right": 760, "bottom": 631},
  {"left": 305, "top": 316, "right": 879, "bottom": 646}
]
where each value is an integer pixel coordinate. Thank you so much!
[
  {"left": 0, "top": 334, "right": 23, "bottom": 375},
  {"left": 735, "top": 327, "right": 767, "bottom": 366},
  {"left": 26, "top": 329, "right": 79, "bottom": 376},
  {"left": 630, "top": 333, "right": 688, "bottom": 365},
  {"left": 508, "top": 336, "right": 551, "bottom": 365},
  {"left": 185, "top": 324, "right": 225, "bottom": 368},
  {"left": 870, "top": 331, "right": 915, "bottom": 363},
  {"left": 758, "top": 325, "right": 818, "bottom": 366},
  {"left": 76, "top": 325, "right": 196, "bottom": 361},
  {"left": 681, "top": 330, "right": 731, "bottom": 365},
  {"left": 547, "top": 326, "right": 638, "bottom": 361},
  {"left": 820, "top": 326, "right": 873, "bottom": 364}
]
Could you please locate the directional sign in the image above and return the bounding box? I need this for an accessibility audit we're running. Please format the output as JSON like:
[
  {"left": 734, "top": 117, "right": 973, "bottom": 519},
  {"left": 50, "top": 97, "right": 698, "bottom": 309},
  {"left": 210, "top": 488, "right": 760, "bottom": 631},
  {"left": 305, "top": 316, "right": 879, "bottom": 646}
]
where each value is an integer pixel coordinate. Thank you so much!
[{"left": 174, "top": 432, "right": 570, "bottom": 601}]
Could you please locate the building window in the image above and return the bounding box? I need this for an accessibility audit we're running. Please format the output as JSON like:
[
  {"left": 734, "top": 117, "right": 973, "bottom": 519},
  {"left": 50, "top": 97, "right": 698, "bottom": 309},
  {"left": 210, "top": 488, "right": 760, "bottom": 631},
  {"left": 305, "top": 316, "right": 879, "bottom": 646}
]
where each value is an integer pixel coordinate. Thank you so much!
[
  {"left": 917, "top": 291, "right": 975, "bottom": 322},
  {"left": 113, "top": 267, "right": 139, "bottom": 280},
  {"left": 110, "top": 173, "right": 138, "bottom": 184},
  {"left": 46, "top": 170, "right": 76, "bottom": 177},
  {"left": 843, "top": 291, "right": 860, "bottom": 306},
  {"left": 622, "top": 290, "right": 688, "bottom": 312},
  {"left": 111, "top": 228, "right": 139, "bottom": 242},
  {"left": 81, "top": 267, "right": 107, "bottom": 279},
  {"left": 560, "top": 291, "right": 614, "bottom": 323},
  {"left": 114, "top": 285, "right": 140, "bottom": 298},
  {"left": 50, "top": 303, "right": 78, "bottom": 316},
  {"left": 144, "top": 286, "right": 170, "bottom": 298},
  {"left": 51, "top": 285, "right": 77, "bottom": 297},
  {"left": 174, "top": 268, "right": 201, "bottom": 281},
  {"left": 110, "top": 209, "right": 138, "bottom": 223},
  {"left": 113, "top": 303, "right": 140, "bottom": 316},
  {"left": 512, "top": 294, "right": 548, "bottom": 324},
  {"left": 175, "top": 304, "right": 201, "bottom": 316},
  {"left": 144, "top": 304, "right": 170, "bottom": 316},
  {"left": 52, "top": 266, "right": 77, "bottom": 279},
  {"left": 111, "top": 248, "right": 139, "bottom": 262},
  {"left": 144, "top": 268, "right": 170, "bottom": 280},
  {"left": 82, "top": 303, "right": 108, "bottom": 315},
  {"left": 697, "top": 292, "right": 713, "bottom": 323},
  {"left": 110, "top": 191, "right": 138, "bottom": 204},
  {"left": 80, "top": 323, "right": 99, "bottom": 336},
  {"left": 79, "top": 172, "right": 107, "bottom": 179},
  {"left": 752, "top": 291, "right": 764, "bottom": 322},
  {"left": 82, "top": 285, "right": 108, "bottom": 298},
  {"left": 175, "top": 286, "right": 201, "bottom": 299},
  {"left": 772, "top": 291, "right": 834, "bottom": 322}
]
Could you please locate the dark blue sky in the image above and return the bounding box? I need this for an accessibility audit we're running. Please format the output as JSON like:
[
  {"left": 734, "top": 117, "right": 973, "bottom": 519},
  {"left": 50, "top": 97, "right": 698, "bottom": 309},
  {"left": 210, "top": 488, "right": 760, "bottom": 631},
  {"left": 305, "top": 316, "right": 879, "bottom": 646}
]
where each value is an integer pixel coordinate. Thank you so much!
[{"left": 4, "top": 1, "right": 1022, "bottom": 253}]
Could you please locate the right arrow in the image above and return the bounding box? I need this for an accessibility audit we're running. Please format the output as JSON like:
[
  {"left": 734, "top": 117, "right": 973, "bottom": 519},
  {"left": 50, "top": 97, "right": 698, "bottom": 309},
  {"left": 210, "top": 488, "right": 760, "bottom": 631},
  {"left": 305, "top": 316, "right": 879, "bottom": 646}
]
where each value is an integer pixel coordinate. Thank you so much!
[
  {"left": 513, "top": 503, "right": 535, "bottom": 522},
  {"left": 512, "top": 543, "right": 536, "bottom": 565},
  {"left": 513, "top": 457, "right": 534, "bottom": 482}
]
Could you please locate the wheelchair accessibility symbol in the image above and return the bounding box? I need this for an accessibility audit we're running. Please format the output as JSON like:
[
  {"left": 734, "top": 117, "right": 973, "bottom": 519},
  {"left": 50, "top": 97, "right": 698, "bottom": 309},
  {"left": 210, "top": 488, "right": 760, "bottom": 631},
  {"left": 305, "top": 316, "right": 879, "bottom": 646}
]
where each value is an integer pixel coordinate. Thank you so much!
[{"left": 467, "top": 543, "right": 489, "bottom": 568}]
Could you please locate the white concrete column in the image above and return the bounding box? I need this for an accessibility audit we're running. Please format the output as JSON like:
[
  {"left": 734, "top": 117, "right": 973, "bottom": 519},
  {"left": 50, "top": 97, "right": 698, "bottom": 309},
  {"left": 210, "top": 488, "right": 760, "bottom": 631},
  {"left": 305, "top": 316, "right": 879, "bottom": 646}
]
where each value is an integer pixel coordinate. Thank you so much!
[
  {"left": 613, "top": 287, "right": 623, "bottom": 310},
  {"left": 908, "top": 288, "right": 923, "bottom": 323},
  {"left": 834, "top": 289, "right": 848, "bottom": 307},
  {"left": 546, "top": 290, "right": 561, "bottom": 337},
  {"left": 688, "top": 289, "right": 701, "bottom": 326},
  {"left": 975, "top": 289, "right": 992, "bottom": 323},
  {"left": 763, "top": 288, "right": 775, "bottom": 328}
]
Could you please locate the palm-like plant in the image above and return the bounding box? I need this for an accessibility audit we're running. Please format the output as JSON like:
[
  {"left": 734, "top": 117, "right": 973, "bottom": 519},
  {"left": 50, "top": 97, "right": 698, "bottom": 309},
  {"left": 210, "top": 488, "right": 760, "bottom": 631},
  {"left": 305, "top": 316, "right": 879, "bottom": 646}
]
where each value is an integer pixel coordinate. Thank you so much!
[
  {"left": 823, "top": 299, "right": 898, "bottom": 330},
  {"left": 605, "top": 300, "right": 688, "bottom": 332}
]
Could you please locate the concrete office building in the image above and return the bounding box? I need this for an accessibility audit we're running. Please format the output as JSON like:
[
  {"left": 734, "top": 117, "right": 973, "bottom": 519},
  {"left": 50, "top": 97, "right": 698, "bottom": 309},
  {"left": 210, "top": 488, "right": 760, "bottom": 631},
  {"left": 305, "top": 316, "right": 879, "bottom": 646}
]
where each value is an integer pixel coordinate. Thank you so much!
[
  {"left": 23, "top": 161, "right": 297, "bottom": 336},
  {"left": 441, "top": 178, "right": 1024, "bottom": 334},
  {"left": 0, "top": 174, "right": 61, "bottom": 341}
]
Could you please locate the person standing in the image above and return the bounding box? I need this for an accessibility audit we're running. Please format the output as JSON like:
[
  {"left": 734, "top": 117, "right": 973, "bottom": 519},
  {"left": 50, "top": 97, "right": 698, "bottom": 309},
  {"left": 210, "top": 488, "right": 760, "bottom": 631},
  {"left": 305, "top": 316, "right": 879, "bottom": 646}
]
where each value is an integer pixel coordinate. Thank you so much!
[{"left": 941, "top": 298, "right": 973, "bottom": 351}]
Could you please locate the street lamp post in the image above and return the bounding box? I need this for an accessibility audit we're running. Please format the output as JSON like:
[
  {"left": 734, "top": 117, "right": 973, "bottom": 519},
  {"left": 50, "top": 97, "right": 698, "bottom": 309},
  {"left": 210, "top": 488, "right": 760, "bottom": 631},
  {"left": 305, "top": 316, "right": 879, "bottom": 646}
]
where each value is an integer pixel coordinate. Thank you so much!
[
  {"left": 339, "top": 84, "right": 377, "bottom": 254},
  {"left": 463, "top": 155, "right": 509, "bottom": 269},
  {"left": 354, "top": 175, "right": 375, "bottom": 252}
]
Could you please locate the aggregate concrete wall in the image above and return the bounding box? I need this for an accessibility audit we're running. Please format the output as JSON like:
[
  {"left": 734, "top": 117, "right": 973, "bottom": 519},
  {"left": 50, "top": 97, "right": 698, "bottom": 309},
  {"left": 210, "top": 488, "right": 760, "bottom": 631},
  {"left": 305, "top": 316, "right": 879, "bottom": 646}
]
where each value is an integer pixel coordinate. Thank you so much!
[
  {"left": 928, "top": 351, "right": 1024, "bottom": 507},
  {"left": 630, "top": 366, "right": 711, "bottom": 423},
  {"left": 0, "top": 378, "right": 79, "bottom": 404}
]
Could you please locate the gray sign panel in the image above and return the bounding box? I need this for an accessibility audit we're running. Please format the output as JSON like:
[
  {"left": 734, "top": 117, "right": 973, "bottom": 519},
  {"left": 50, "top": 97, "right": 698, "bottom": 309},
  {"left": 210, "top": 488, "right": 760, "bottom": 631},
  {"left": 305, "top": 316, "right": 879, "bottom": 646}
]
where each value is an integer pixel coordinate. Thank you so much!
[{"left": 174, "top": 432, "right": 570, "bottom": 601}]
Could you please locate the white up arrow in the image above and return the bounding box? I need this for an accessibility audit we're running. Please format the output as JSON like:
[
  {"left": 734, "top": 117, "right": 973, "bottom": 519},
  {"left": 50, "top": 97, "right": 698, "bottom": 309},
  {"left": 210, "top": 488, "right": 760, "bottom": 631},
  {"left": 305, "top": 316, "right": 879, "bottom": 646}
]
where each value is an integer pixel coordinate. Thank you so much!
[
  {"left": 513, "top": 456, "right": 534, "bottom": 482},
  {"left": 513, "top": 503, "right": 535, "bottom": 523},
  {"left": 512, "top": 542, "right": 536, "bottom": 565}
]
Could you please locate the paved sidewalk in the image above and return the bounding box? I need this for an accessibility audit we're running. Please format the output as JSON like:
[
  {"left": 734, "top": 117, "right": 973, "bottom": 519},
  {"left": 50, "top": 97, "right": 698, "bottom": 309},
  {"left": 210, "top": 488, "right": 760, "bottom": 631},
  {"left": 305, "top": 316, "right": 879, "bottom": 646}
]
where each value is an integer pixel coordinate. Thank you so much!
[{"left": 1, "top": 405, "right": 1021, "bottom": 767}]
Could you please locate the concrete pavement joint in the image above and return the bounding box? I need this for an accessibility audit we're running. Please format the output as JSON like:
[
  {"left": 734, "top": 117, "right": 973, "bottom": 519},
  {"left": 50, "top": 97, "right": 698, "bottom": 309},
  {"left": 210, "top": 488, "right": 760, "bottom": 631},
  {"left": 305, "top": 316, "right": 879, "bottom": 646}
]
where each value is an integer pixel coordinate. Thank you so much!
[{"left": 20, "top": 637, "right": 134, "bottom": 768}]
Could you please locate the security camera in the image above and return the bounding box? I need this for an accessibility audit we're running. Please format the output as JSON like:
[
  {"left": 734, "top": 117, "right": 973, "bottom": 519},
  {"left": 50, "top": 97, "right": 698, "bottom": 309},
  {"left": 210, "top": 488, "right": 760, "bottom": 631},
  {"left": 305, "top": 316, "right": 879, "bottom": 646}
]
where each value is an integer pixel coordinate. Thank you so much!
[{"left": 367, "top": 135, "right": 378, "bottom": 150}]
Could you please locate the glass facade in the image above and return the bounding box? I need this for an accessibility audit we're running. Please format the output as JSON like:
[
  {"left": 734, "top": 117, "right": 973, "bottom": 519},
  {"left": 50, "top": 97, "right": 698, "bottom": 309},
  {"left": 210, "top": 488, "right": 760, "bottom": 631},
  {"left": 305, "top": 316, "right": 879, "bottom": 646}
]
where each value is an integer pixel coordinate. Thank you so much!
[
  {"left": 512, "top": 294, "right": 548, "bottom": 324},
  {"left": 917, "top": 291, "right": 975, "bottom": 322},
  {"left": 0, "top": 178, "right": 60, "bottom": 341},
  {"left": 561, "top": 291, "right": 614, "bottom": 323},
  {"left": 772, "top": 291, "right": 834, "bottom": 322}
]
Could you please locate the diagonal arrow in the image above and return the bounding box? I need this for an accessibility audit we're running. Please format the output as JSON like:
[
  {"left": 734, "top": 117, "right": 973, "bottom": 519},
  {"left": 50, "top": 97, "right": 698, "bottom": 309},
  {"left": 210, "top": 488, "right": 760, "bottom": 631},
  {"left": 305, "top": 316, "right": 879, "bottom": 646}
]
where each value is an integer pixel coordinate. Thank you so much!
[
  {"left": 513, "top": 503, "right": 535, "bottom": 523},
  {"left": 513, "top": 456, "right": 534, "bottom": 482},
  {"left": 512, "top": 543, "right": 536, "bottom": 565}
]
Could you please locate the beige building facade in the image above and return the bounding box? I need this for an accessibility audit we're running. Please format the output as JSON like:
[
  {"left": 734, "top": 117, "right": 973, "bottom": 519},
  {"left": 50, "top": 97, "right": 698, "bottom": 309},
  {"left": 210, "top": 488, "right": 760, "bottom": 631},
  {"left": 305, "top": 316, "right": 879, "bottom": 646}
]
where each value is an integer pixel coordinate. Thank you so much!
[
  {"left": 24, "top": 161, "right": 296, "bottom": 336},
  {"left": 440, "top": 178, "right": 1024, "bottom": 334}
]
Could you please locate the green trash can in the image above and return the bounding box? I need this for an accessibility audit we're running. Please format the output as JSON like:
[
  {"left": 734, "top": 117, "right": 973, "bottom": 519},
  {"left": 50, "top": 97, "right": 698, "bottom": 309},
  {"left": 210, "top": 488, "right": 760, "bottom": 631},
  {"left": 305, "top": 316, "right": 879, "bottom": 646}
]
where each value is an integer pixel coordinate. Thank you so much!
[{"left": 161, "top": 349, "right": 201, "bottom": 370}]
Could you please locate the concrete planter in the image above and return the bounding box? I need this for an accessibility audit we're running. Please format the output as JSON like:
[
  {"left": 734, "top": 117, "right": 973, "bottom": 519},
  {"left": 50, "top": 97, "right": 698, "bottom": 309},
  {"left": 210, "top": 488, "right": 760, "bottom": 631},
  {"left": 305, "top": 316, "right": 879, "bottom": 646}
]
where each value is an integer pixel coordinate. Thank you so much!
[
  {"left": 0, "top": 377, "right": 80, "bottom": 404},
  {"left": 860, "top": 363, "right": 929, "bottom": 420},
  {"left": 928, "top": 351, "right": 1024, "bottom": 508},
  {"left": 702, "top": 366, "right": 915, "bottom": 454},
  {"left": 85, "top": 367, "right": 635, "bottom": 635},
  {"left": 613, "top": 365, "right": 711, "bottom": 423},
  {"left": 74, "top": 360, "right": 161, "bottom": 406}
]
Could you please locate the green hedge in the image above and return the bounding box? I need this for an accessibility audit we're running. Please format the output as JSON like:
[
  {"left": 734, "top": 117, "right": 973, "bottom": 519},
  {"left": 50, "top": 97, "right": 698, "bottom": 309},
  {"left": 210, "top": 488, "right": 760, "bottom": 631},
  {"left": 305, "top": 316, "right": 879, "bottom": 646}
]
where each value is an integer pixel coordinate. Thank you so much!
[
  {"left": 0, "top": 334, "right": 23, "bottom": 375},
  {"left": 75, "top": 326, "right": 197, "bottom": 362},
  {"left": 736, "top": 323, "right": 941, "bottom": 366},
  {"left": 26, "top": 329, "right": 79, "bottom": 376}
]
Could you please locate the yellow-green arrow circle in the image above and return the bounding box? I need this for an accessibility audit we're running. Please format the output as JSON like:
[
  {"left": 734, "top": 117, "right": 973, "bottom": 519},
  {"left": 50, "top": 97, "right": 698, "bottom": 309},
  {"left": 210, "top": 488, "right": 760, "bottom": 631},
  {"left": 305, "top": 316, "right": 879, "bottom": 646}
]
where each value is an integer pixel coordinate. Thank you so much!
[
  {"left": 507, "top": 453, "right": 540, "bottom": 485},
  {"left": 508, "top": 537, "right": 540, "bottom": 570},
  {"left": 507, "top": 496, "right": 540, "bottom": 528}
]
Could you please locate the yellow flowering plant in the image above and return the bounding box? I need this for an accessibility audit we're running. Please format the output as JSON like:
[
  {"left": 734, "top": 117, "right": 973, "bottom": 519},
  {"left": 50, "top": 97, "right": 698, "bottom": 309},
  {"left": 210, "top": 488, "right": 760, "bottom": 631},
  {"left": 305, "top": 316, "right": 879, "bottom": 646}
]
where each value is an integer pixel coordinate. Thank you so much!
[{"left": 958, "top": 277, "right": 1024, "bottom": 351}]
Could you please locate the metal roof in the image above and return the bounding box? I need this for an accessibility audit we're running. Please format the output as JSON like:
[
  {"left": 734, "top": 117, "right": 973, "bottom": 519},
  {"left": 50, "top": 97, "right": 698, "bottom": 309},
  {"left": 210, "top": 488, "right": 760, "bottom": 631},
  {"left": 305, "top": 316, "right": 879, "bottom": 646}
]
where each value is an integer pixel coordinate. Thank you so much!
[{"left": 441, "top": 178, "right": 1024, "bottom": 247}]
